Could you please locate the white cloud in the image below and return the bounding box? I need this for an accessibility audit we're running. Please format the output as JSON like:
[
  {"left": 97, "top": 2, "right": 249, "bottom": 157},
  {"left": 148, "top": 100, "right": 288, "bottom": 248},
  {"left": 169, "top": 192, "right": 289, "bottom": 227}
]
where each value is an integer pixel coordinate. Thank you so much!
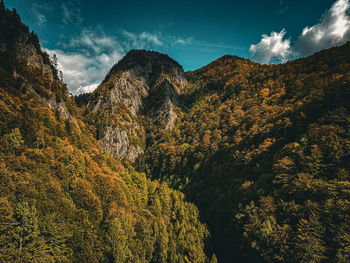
[
  {"left": 121, "top": 31, "right": 195, "bottom": 48},
  {"left": 249, "top": 29, "right": 291, "bottom": 64},
  {"left": 46, "top": 48, "right": 123, "bottom": 95},
  {"left": 250, "top": 0, "right": 350, "bottom": 63},
  {"left": 139, "top": 32, "right": 163, "bottom": 46},
  {"left": 76, "top": 83, "right": 99, "bottom": 94},
  {"left": 121, "top": 30, "right": 163, "bottom": 49},
  {"left": 295, "top": 0, "right": 350, "bottom": 55},
  {"left": 174, "top": 37, "right": 193, "bottom": 45},
  {"left": 45, "top": 29, "right": 124, "bottom": 95},
  {"left": 66, "top": 29, "right": 122, "bottom": 55}
]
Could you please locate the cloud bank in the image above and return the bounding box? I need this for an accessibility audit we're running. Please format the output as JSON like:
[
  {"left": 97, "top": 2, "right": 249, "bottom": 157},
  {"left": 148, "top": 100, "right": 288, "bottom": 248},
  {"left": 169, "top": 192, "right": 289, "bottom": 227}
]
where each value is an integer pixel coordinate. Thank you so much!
[
  {"left": 250, "top": 0, "right": 350, "bottom": 63},
  {"left": 249, "top": 29, "right": 291, "bottom": 64},
  {"left": 47, "top": 28, "right": 192, "bottom": 95},
  {"left": 294, "top": 0, "right": 350, "bottom": 55},
  {"left": 46, "top": 30, "right": 124, "bottom": 95}
]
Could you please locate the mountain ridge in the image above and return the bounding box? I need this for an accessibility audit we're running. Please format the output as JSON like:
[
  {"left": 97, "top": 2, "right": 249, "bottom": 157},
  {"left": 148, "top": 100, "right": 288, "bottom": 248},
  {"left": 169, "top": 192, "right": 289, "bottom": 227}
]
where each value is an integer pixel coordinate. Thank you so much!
[
  {"left": 79, "top": 48, "right": 188, "bottom": 161},
  {"left": 2, "top": 1, "right": 350, "bottom": 262},
  {"left": 136, "top": 38, "right": 350, "bottom": 262},
  {"left": 0, "top": 4, "right": 212, "bottom": 262},
  {"left": 75, "top": 39, "right": 350, "bottom": 262}
]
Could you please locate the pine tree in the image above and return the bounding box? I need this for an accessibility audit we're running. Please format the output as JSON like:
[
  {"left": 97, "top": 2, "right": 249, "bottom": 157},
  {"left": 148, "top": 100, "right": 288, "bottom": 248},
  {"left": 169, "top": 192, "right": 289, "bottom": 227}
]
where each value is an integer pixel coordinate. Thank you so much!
[
  {"left": 4, "top": 128, "right": 24, "bottom": 155},
  {"left": 294, "top": 213, "right": 326, "bottom": 263},
  {"left": 14, "top": 202, "right": 51, "bottom": 262},
  {"left": 106, "top": 215, "right": 133, "bottom": 262},
  {"left": 0, "top": 198, "right": 17, "bottom": 262}
]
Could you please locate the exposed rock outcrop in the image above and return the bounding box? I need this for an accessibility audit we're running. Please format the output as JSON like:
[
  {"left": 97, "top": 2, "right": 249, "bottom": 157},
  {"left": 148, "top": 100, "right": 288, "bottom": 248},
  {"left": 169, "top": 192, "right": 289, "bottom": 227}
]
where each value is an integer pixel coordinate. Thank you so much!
[
  {"left": 0, "top": 3, "right": 75, "bottom": 121},
  {"left": 82, "top": 50, "right": 188, "bottom": 161}
]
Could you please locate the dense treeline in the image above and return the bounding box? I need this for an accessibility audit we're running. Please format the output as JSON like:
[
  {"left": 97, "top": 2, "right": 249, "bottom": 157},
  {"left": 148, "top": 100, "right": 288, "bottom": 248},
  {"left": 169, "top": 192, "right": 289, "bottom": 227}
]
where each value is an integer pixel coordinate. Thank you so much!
[
  {"left": 0, "top": 4, "right": 211, "bottom": 262},
  {"left": 137, "top": 43, "right": 350, "bottom": 262},
  {"left": 3, "top": 1, "right": 350, "bottom": 262}
]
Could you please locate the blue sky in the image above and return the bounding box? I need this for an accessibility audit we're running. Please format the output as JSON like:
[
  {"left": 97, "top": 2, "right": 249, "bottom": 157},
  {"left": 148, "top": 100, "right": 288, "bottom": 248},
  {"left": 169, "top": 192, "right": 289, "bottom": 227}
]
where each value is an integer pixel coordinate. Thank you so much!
[{"left": 4, "top": 0, "right": 350, "bottom": 94}]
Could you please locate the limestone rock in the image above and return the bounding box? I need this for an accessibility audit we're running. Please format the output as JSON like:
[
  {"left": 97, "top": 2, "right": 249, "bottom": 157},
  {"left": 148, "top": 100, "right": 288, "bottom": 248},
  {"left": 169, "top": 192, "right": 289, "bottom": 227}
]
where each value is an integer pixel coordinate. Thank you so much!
[{"left": 84, "top": 50, "right": 188, "bottom": 161}]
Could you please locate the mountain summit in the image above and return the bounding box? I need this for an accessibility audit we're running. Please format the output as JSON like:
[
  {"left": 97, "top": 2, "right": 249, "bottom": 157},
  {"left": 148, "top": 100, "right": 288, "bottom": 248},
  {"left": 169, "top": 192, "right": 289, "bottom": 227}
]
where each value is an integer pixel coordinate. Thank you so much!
[
  {"left": 104, "top": 49, "right": 186, "bottom": 85},
  {"left": 80, "top": 49, "right": 187, "bottom": 161}
]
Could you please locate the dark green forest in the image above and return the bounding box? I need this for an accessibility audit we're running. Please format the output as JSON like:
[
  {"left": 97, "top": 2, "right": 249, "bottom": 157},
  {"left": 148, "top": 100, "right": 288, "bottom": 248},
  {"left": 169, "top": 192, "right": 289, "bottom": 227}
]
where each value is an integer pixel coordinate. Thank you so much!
[{"left": 1, "top": 1, "right": 350, "bottom": 262}]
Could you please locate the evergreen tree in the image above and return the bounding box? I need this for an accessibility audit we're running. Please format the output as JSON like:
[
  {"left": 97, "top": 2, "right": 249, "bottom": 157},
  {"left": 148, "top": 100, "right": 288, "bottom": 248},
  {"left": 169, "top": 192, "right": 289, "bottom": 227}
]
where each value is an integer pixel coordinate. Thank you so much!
[
  {"left": 4, "top": 128, "right": 24, "bottom": 155},
  {"left": 14, "top": 202, "right": 51, "bottom": 262},
  {"left": 294, "top": 213, "right": 326, "bottom": 263},
  {"left": 0, "top": 198, "right": 17, "bottom": 262}
]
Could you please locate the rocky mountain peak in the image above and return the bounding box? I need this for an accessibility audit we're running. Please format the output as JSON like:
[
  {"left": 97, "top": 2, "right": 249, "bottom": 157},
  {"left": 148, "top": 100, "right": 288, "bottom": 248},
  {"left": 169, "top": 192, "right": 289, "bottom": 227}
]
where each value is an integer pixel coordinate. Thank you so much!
[
  {"left": 83, "top": 50, "right": 188, "bottom": 161},
  {"left": 103, "top": 49, "right": 187, "bottom": 93},
  {"left": 0, "top": 3, "right": 75, "bottom": 121},
  {"left": 106, "top": 50, "right": 183, "bottom": 75}
]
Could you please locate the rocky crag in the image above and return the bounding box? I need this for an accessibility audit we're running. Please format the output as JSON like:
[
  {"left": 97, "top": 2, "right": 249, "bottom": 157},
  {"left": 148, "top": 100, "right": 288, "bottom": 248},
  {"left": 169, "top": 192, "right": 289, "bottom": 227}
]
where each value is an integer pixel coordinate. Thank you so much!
[
  {"left": 0, "top": 2, "right": 76, "bottom": 124},
  {"left": 79, "top": 50, "right": 188, "bottom": 161}
]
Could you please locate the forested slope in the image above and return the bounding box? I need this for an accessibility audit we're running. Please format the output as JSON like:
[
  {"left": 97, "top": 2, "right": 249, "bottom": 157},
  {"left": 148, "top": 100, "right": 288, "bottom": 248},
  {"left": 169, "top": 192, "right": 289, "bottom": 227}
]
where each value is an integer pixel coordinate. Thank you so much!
[
  {"left": 0, "top": 4, "right": 211, "bottom": 262},
  {"left": 2, "top": 1, "right": 350, "bottom": 262},
  {"left": 137, "top": 43, "right": 350, "bottom": 262}
]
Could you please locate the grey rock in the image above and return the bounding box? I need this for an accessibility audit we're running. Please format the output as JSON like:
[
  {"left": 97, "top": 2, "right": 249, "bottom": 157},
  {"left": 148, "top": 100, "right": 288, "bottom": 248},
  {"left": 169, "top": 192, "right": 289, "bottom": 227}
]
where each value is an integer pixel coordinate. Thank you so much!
[
  {"left": 86, "top": 50, "right": 188, "bottom": 161},
  {"left": 101, "top": 126, "right": 144, "bottom": 162}
]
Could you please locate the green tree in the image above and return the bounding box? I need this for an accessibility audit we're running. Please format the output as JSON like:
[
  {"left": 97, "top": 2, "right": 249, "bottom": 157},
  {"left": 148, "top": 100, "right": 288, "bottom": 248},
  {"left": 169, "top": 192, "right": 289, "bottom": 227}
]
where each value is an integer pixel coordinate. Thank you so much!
[
  {"left": 14, "top": 201, "right": 51, "bottom": 262},
  {"left": 4, "top": 128, "right": 24, "bottom": 155},
  {"left": 294, "top": 213, "right": 326, "bottom": 263},
  {"left": 0, "top": 198, "right": 17, "bottom": 262},
  {"left": 41, "top": 213, "right": 73, "bottom": 262},
  {"left": 106, "top": 215, "right": 134, "bottom": 263},
  {"left": 34, "top": 129, "right": 46, "bottom": 149},
  {"left": 336, "top": 228, "right": 350, "bottom": 263}
]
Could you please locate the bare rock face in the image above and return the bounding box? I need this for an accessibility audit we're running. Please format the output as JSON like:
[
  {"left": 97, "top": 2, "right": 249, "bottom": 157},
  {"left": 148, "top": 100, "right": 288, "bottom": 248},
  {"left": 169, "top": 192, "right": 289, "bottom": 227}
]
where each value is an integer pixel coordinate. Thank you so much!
[
  {"left": 84, "top": 50, "right": 187, "bottom": 161},
  {"left": 101, "top": 126, "right": 130, "bottom": 158},
  {"left": 101, "top": 126, "right": 144, "bottom": 161},
  {"left": 17, "top": 43, "right": 54, "bottom": 82}
]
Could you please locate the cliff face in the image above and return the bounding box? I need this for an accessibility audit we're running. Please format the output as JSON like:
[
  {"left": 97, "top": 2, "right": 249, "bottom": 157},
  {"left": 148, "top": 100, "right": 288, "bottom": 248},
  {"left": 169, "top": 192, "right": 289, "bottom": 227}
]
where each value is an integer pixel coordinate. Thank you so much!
[{"left": 83, "top": 50, "right": 187, "bottom": 161}]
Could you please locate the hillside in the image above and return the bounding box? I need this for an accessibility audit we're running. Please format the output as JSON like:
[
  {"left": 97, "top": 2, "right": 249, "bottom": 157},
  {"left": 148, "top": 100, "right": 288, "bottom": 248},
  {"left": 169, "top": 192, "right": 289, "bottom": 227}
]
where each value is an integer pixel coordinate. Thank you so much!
[
  {"left": 2, "top": 1, "right": 350, "bottom": 262},
  {"left": 136, "top": 44, "right": 350, "bottom": 262},
  {"left": 0, "top": 4, "right": 211, "bottom": 262}
]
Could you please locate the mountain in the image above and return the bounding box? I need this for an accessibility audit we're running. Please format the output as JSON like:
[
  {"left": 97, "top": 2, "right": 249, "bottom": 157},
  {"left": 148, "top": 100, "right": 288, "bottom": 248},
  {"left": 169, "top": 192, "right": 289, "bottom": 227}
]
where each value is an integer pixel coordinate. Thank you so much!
[
  {"left": 0, "top": 4, "right": 211, "bottom": 263},
  {"left": 75, "top": 42, "right": 350, "bottom": 262},
  {"left": 136, "top": 43, "right": 350, "bottom": 262},
  {"left": 0, "top": 2, "right": 76, "bottom": 123},
  {"left": 2, "top": 1, "right": 350, "bottom": 263},
  {"left": 77, "top": 49, "right": 188, "bottom": 162}
]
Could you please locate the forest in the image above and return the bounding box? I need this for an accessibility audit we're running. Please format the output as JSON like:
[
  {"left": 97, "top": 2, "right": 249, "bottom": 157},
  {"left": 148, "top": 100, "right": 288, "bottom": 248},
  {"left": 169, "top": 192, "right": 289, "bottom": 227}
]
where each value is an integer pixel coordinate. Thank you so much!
[
  {"left": 0, "top": 4, "right": 212, "bottom": 263},
  {"left": 1, "top": 1, "right": 350, "bottom": 262},
  {"left": 137, "top": 44, "right": 350, "bottom": 262}
]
